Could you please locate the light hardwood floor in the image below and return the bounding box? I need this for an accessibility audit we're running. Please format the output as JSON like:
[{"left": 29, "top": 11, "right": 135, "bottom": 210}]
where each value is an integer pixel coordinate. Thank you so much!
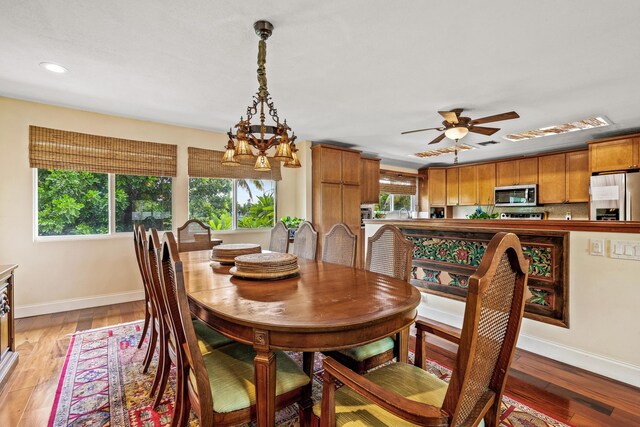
[{"left": 0, "top": 300, "right": 638, "bottom": 426}]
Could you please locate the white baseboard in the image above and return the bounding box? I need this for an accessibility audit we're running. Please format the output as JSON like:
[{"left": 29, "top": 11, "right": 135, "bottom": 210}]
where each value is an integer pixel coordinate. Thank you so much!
[
  {"left": 422, "top": 306, "right": 640, "bottom": 388},
  {"left": 14, "top": 290, "right": 145, "bottom": 319}
]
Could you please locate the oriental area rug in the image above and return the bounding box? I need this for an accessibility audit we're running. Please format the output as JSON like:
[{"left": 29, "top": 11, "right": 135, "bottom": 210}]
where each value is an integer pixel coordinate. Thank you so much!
[{"left": 49, "top": 321, "right": 573, "bottom": 427}]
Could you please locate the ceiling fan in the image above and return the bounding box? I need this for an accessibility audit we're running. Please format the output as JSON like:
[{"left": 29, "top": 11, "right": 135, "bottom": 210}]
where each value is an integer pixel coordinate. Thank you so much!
[{"left": 402, "top": 108, "right": 520, "bottom": 145}]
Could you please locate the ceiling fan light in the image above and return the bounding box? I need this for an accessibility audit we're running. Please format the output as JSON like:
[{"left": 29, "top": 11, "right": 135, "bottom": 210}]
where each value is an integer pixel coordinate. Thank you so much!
[{"left": 444, "top": 126, "right": 469, "bottom": 140}]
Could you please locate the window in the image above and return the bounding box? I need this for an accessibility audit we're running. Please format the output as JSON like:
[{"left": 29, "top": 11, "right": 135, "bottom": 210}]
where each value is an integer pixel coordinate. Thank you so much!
[
  {"left": 189, "top": 178, "right": 275, "bottom": 230},
  {"left": 376, "top": 192, "right": 416, "bottom": 214},
  {"left": 115, "top": 175, "right": 172, "bottom": 232},
  {"left": 37, "top": 169, "right": 108, "bottom": 236},
  {"left": 36, "top": 169, "right": 172, "bottom": 237}
]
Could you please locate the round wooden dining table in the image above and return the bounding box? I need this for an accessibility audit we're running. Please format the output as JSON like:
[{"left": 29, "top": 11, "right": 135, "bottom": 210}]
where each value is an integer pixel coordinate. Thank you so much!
[{"left": 183, "top": 250, "right": 421, "bottom": 427}]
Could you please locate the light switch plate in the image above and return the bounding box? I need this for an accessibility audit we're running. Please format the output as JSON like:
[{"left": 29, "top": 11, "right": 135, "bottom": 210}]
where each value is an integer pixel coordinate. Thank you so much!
[
  {"left": 589, "top": 239, "right": 604, "bottom": 256},
  {"left": 610, "top": 239, "right": 640, "bottom": 261}
]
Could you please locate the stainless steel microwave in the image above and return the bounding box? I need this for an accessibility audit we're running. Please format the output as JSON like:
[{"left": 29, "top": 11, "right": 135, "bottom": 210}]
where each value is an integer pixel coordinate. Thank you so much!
[{"left": 494, "top": 184, "right": 537, "bottom": 207}]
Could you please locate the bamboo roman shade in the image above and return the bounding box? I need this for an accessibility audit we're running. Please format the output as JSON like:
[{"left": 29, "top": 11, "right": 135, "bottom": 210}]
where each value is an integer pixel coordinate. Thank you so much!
[
  {"left": 188, "top": 147, "right": 282, "bottom": 181},
  {"left": 379, "top": 172, "right": 417, "bottom": 195},
  {"left": 29, "top": 126, "right": 177, "bottom": 176}
]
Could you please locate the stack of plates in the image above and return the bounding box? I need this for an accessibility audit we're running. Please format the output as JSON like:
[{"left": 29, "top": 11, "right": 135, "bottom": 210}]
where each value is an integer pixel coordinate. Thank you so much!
[
  {"left": 230, "top": 253, "right": 299, "bottom": 280},
  {"left": 210, "top": 243, "right": 261, "bottom": 265}
]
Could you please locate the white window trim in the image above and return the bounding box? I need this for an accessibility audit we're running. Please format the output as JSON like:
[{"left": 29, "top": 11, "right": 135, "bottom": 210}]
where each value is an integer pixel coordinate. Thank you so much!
[{"left": 33, "top": 169, "right": 173, "bottom": 241}]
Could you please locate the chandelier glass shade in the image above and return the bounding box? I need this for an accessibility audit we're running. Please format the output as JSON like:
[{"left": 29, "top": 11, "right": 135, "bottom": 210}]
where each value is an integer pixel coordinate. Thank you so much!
[{"left": 221, "top": 21, "right": 300, "bottom": 171}]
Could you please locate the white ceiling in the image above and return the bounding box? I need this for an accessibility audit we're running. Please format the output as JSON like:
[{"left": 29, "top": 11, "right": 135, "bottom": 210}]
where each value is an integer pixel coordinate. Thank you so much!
[{"left": 2, "top": 0, "right": 640, "bottom": 168}]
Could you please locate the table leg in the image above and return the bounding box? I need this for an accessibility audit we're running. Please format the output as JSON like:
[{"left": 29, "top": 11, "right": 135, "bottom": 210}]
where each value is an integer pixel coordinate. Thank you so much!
[
  {"left": 299, "top": 352, "right": 314, "bottom": 426},
  {"left": 254, "top": 349, "right": 276, "bottom": 427},
  {"left": 398, "top": 327, "right": 410, "bottom": 364}
]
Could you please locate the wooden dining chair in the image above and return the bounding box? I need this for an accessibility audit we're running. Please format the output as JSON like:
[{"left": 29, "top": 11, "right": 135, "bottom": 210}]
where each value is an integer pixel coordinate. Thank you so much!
[
  {"left": 324, "top": 224, "right": 413, "bottom": 374},
  {"left": 133, "top": 224, "right": 158, "bottom": 373},
  {"left": 158, "top": 231, "right": 310, "bottom": 426},
  {"left": 316, "top": 232, "right": 529, "bottom": 427},
  {"left": 321, "top": 223, "right": 357, "bottom": 267},
  {"left": 293, "top": 221, "right": 318, "bottom": 260},
  {"left": 177, "top": 219, "right": 213, "bottom": 252},
  {"left": 269, "top": 220, "right": 290, "bottom": 253}
]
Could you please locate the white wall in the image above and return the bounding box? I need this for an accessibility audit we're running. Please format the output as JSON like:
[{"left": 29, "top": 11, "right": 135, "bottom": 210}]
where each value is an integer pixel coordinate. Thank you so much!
[
  {"left": 365, "top": 223, "right": 640, "bottom": 387},
  {"left": 0, "top": 97, "right": 309, "bottom": 317}
]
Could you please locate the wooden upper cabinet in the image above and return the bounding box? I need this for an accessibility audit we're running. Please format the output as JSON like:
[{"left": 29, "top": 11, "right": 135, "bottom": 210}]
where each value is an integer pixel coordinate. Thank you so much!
[
  {"left": 446, "top": 168, "right": 459, "bottom": 206},
  {"left": 360, "top": 158, "right": 380, "bottom": 203},
  {"left": 518, "top": 158, "right": 539, "bottom": 185},
  {"left": 476, "top": 163, "right": 496, "bottom": 205},
  {"left": 458, "top": 166, "right": 477, "bottom": 206},
  {"left": 496, "top": 160, "right": 518, "bottom": 186},
  {"left": 589, "top": 138, "right": 640, "bottom": 173},
  {"left": 428, "top": 168, "right": 446, "bottom": 206},
  {"left": 497, "top": 158, "right": 538, "bottom": 186},
  {"left": 566, "top": 151, "right": 590, "bottom": 202},
  {"left": 341, "top": 151, "right": 362, "bottom": 185},
  {"left": 318, "top": 147, "right": 343, "bottom": 183},
  {"left": 538, "top": 153, "right": 567, "bottom": 204}
]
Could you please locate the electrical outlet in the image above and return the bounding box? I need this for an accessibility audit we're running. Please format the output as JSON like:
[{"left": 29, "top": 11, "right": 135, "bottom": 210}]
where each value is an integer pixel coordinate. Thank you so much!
[
  {"left": 565, "top": 212, "right": 572, "bottom": 220},
  {"left": 589, "top": 239, "right": 604, "bottom": 256}
]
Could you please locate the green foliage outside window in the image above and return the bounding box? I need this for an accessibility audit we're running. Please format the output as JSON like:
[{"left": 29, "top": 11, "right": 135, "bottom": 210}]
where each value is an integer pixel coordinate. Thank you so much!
[
  {"left": 115, "top": 175, "right": 172, "bottom": 232},
  {"left": 188, "top": 178, "right": 275, "bottom": 230},
  {"left": 37, "top": 169, "right": 109, "bottom": 236}
]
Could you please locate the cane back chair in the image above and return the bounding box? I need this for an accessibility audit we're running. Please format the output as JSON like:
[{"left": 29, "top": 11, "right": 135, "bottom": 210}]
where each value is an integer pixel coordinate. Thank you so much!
[
  {"left": 269, "top": 220, "right": 290, "bottom": 253},
  {"left": 321, "top": 223, "right": 357, "bottom": 267},
  {"left": 158, "top": 232, "right": 310, "bottom": 426},
  {"left": 324, "top": 225, "right": 414, "bottom": 373},
  {"left": 316, "top": 232, "right": 529, "bottom": 427},
  {"left": 293, "top": 221, "right": 318, "bottom": 260}
]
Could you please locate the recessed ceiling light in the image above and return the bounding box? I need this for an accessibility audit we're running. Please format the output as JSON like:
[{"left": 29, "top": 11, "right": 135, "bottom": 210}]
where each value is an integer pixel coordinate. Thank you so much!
[
  {"left": 39, "top": 62, "right": 68, "bottom": 74},
  {"left": 504, "top": 117, "right": 609, "bottom": 142}
]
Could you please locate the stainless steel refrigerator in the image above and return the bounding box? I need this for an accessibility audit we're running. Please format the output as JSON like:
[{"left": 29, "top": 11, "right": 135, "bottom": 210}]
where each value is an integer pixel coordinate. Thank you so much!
[{"left": 590, "top": 172, "right": 640, "bottom": 220}]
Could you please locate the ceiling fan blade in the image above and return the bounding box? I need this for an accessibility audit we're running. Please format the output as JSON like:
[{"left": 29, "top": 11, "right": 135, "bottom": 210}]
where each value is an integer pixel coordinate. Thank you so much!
[
  {"left": 469, "top": 111, "right": 519, "bottom": 125},
  {"left": 438, "top": 110, "right": 460, "bottom": 124},
  {"left": 401, "top": 127, "right": 444, "bottom": 135},
  {"left": 428, "top": 133, "right": 446, "bottom": 145},
  {"left": 469, "top": 126, "right": 500, "bottom": 136}
]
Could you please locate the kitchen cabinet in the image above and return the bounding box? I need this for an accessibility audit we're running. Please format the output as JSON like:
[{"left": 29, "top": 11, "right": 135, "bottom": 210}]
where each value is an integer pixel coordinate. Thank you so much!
[
  {"left": 588, "top": 137, "right": 640, "bottom": 173},
  {"left": 0, "top": 265, "right": 17, "bottom": 393},
  {"left": 446, "top": 168, "right": 459, "bottom": 206},
  {"left": 476, "top": 163, "right": 496, "bottom": 205},
  {"left": 428, "top": 168, "right": 446, "bottom": 207},
  {"left": 312, "top": 145, "right": 362, "bottom": 257},
  {"left": 458, "top": 166, "right": 477, "bottom": 206},
  {"left": 497, "top": 158, "right": 538, "bottom": 186},
  {"left": 538, "top": 150, "right": 589, "bottom": 203},
  {"left": 360, "top": 158, "right": 381, "bottom": 204},
  {"left": 565, "top": 150, "right": 590, "bottom": 202}
]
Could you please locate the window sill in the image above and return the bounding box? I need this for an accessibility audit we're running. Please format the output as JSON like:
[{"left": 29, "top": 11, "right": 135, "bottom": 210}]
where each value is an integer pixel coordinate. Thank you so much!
[
  {"left": 210, "top": 228, "right": 272, "bottom": 235},
  {"left": 34, "top": 231, "right": 169, "bottom": 243}
]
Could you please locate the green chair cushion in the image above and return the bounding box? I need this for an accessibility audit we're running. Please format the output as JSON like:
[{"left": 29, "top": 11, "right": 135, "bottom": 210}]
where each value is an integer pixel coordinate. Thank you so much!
[
  {"left": 312, "top": 362, "right": 485, "bottom": 426},
  {"left": 338, "top": 337, "right": 395, "bottom": 362},
  {"left": 192, "top": 318, "right": 234, "bottom": 354},
  {"left": 198, "top": 343, "right": 310, "bottom": 414}
]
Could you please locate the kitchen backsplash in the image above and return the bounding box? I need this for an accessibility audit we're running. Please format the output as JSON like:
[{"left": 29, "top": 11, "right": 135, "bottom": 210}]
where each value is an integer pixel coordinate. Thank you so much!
[{"left": 452, "top": 203, "right": 589, "bottom": 220}]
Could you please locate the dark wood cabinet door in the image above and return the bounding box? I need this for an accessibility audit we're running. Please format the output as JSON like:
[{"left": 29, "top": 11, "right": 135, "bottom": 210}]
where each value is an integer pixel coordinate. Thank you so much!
[
  {"left": 566, "top": 151, "right": 590, "bottom": 202},
  {"left": 320, "top": 147, "right": 343, "bottom": 183},
  {"left": 341, "top": 151, "right": 362, "bottom": 185},
  {"left": 360, "top": 158, "right": 380, "bottom": 203},
  {"left": 428, "top": 169, "right": 446, "bottom": 206},
  {"left": 342, "top": 184, "right": 362, "bottom": 231},
  {"left": 518, "top": 158, "right": 539, "bottom": 185},
  {"left": 458, "top": 166, "right": 477, "bottom": 206},
  {"left": 539, "top": 153, "right": 567, "bottom": 204},
  {"left": 476, "top": 163, "right": 496, "bottom": 205},
  {"left": 446, "top": 168, "right": 459, "bottom": 206},
  {"left": 496, "top": 160, "right": 518, "bottom": 186}
]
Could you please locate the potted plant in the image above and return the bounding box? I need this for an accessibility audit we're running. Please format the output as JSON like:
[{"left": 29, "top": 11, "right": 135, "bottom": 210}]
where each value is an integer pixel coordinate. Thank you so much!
[
  {"left": 467, "top": 206, "right": 499, "bottom": 219},
  {"left": 281, "top": 216, "right": 304, "bottom": 239}
]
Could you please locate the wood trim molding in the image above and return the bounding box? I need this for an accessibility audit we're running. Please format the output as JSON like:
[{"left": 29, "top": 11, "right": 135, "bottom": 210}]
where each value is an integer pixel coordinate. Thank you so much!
[
  {"left": 586, "top": 132, "right": 640, "bottom": 144},
  {"left": 364, "top": 219, "right": 640, "bottom": 234}
]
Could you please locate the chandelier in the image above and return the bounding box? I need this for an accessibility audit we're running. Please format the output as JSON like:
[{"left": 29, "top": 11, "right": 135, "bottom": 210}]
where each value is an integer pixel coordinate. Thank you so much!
[{"left": 222, "top": 20, "right": 300, "bottom": 171}]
